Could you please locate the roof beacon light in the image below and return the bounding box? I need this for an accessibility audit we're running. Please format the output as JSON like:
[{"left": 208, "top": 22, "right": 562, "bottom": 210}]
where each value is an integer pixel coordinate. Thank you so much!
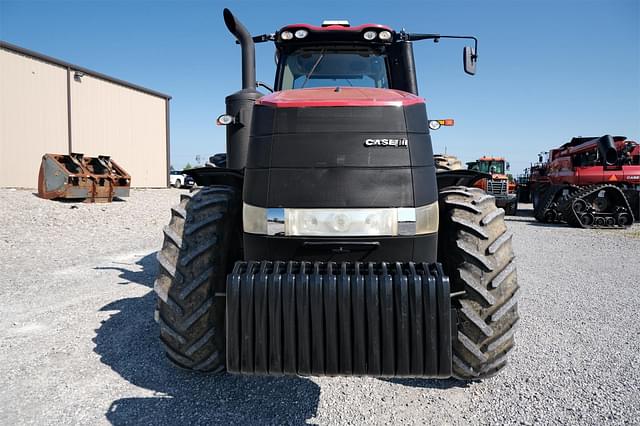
[
  {"left": 281, "top": 31, "right": 294, "bottom": 40},
  {"left": 379, "top": 30, "right": 392, "bottom": 40},
  {"left": 322, "top": 20, "right": 350, "bottom": 27},
  {"left": 363, "top": 30, "right": 377, "bottom": 41},
  {"left": 294, "top": 29, "right": 309, "bottom": 39},
  {"left": 439, "top": 119, "right": 455, "bottom": 126}
]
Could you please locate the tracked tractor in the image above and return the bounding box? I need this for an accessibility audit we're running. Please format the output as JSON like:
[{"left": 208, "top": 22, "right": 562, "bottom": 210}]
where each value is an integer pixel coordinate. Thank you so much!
[
  {"left": 531, "top": 135, "right": 639, "bottom": 228},
  {"left": 154, "top": 9, "right": 519, "bottom": 380}
]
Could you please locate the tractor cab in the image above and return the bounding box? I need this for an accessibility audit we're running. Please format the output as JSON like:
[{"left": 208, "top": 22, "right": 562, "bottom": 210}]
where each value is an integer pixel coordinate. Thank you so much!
[
  {"left": 274, "top": 22, "right": 393, "bottom": 91},
  {"left": 467, "top": 157, "right": 508, "bottom": 177},
  {"left": 262, "top": 20, "right": 477, "bottom": 94}
]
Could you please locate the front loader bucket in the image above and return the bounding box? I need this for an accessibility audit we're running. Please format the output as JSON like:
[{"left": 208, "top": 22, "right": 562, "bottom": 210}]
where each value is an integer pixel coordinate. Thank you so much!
[
  {"left": 38, "top": 153, "right": 131, "bottom": 202},
  {"left": 226, "top": 261, "right": 453, "bottom": 378}
]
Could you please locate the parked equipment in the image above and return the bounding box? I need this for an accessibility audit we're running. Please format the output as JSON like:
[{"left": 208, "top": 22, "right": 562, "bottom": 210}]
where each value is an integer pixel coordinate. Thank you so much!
[
  {"left": 153, "top": 9, "right": 518, "bottom": 380},
  {"left": 531, "top": 135, "right": 640, "bottom": 228},
  {"left": 433, "top": 154, "right": 463, "bottom": 171},
  {"left": 516, "top": 170, "right": 531, "bottom": 203},
  {"left": 467, "top": 157, "right": 518, "bottom": 215},
  {"left": 38, "top": 153, "right": 130, "bottom": 202}
]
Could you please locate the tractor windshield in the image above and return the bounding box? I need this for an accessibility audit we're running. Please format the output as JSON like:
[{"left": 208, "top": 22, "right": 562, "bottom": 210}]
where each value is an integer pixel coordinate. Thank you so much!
[
  {"left": 279, "top": 48, "right": 389, "bottom": 90},
  {"left": 472, "top": 161, "right": 505, "bottom": 174}
]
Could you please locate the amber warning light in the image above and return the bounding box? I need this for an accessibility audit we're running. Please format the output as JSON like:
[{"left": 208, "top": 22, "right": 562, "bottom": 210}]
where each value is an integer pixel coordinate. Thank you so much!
[{"left": 428, "top": 119, "right": 455, "bottom": 130}]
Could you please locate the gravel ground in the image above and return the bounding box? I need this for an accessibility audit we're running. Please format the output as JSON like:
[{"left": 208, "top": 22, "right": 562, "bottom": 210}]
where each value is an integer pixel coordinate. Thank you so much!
[{"left": 0, "top": 188, "right": 639, "bottom": 425}]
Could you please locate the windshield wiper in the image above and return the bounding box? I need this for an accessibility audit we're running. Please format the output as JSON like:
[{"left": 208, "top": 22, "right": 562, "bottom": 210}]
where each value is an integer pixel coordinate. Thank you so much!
[{"left": 300, "top": 50, "right": 325, "bottom": 89}]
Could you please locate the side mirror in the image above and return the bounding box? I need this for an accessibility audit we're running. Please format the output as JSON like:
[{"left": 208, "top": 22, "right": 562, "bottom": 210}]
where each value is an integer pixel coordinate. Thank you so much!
[
  {"left": 506, "top": 162, "right": 511, "bottom": 171},
  {"left": 463, "top": 46, "right": 477, "bottom": 75}
]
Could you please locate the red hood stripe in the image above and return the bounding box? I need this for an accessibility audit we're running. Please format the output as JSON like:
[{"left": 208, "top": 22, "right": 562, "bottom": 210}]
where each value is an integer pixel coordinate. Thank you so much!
[{"left": 256, "top": 87, "right": 425, "bottom": 108}]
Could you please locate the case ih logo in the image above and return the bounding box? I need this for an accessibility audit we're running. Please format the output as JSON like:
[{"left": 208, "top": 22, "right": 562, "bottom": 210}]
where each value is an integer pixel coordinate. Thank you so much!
[{"left": 364, "top": 138, "right": 409, "bottom": 147}]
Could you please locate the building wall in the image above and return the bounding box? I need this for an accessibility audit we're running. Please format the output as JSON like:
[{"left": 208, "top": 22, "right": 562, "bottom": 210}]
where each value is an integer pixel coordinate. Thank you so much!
[
  {"left": 0, "top": 49, "right": 69, "bottom": 188},
  {"left": 0, "top": 47, "right": 168, "bottom": 188},
  {"left": 70, "top": 74, "right": 167, "bottom": 187}
]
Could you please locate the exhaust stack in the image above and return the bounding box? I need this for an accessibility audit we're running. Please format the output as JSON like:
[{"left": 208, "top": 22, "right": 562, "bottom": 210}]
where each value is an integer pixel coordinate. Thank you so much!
[
  {"left": 222, "top": 9, "right": 262, "bottom": 170},
  {"left": 223, "top": 8, "right": 256, "bottom": 90},
  {"left": 597, "top": 135, "right": 618, "bottom": 166}
]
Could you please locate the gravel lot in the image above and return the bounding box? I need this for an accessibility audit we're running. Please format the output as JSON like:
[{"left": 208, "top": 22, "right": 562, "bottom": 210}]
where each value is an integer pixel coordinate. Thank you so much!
[{"left": 1, "top": 188, "right": 639, "bottom": 425}]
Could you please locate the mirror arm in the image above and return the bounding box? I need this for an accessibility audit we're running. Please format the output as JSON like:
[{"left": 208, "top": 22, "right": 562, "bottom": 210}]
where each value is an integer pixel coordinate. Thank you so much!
[
  {"left": 404, "top": 33, "right": 478, "bottom": 59},
  {"left": 256, "top": 81, "right": 274, "bottom": 93},
  {"left": 235, "top": 33, "right": 276, "bottom": 44}
]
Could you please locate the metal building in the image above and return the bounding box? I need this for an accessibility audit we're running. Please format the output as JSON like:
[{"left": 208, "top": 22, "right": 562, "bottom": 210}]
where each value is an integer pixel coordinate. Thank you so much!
[{"left": 0, "top": 41, "right": 171, "bottom": 188}]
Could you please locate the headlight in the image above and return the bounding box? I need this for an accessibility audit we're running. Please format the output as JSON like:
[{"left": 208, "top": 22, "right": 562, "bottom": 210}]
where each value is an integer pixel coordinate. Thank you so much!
[
  {"left": 378, "top": 30, "right": 392, "bottom": 41},
  {"left": 286, "top": 208, "right": 397, "bottom": 236},
  {"left": 243, "top": 203, "right": 267, "bottom": 234},
  {"left": 363, "top": 30, "right": 377, "bottom": 41},
  {"left": 294, "top": 29, "right": 308, "bottom": 39},
  {"left": 281, "top": 31, "right": 294, "bottom": 40},
  {"left": 243, "top": 203, "right": 439, "bottom": 236},
  {"left": 415, "top": 202, "right": 439, "bottom": 234}
]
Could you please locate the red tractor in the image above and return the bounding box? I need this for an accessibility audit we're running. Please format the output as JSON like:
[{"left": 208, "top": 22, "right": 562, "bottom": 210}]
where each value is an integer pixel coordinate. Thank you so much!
[
  {"left": 153, "top": 9, "right": 519, "bottom": 380},
  {"left": 531, "top": 135, "right": 640, "bottom": 228}
]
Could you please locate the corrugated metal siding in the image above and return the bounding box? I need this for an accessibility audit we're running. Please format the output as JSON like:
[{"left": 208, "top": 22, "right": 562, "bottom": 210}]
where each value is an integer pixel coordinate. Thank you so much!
[
  {"left": 0, "top": 46, "right": 168, "bottom": 189},
  {"left": 0, "top": 49, "right": 69, "bottom": 188},
  {"left": 70, "top": 74, "right": 168, "bottom": 188}
]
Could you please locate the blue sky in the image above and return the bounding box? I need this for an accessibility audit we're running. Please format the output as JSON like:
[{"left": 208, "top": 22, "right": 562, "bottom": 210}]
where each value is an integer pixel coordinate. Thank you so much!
[{"left": 1, "top": 0, "right": 638, "bottom": 174}]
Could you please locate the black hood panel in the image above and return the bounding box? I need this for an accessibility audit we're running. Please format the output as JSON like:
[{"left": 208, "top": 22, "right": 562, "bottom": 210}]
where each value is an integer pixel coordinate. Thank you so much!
[{"left": 244, "top": 103, "right": 437, "bottom": 208}]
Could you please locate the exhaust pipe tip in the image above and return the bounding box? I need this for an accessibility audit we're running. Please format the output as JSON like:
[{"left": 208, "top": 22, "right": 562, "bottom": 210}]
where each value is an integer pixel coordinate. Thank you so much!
[
  {"left": 598, "top": 134, "right": 618, "bottom": 166},
  {"left": 223, "top": 8, "right": 237, "bottom": 34},
  {"left": 222, "top": 8, "right": 256, "bottom": 90}
]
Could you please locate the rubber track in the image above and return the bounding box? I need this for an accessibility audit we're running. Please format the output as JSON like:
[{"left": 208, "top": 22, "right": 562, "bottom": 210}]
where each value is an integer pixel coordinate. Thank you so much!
[
  {"left": 438, "top": 186, "right": 520, "bottom": 380},
  {"left": 154, "top": 186, "right": 240, "bottom": 372},
  {"left": 562, "top": 184, "right": 634, "bottom": 229},
  {"left": 533, "top": 185, "right": 565, "bottom": 223}
]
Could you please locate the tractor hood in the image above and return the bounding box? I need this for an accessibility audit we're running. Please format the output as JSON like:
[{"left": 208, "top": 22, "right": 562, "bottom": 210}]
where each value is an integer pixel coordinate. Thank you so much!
[
  {"left": 256, "top": 87, "right": 424, "bottom": 108},
  {"left": 244, "top": 88, "right": 436, "bottom": 208}
]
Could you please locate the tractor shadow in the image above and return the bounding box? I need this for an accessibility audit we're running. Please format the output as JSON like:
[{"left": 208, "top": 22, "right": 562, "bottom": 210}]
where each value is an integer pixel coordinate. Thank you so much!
[
  {"left": 379, "top": 377, "right": 470, "bottom": 389},
  {"left": 93, "top": 252, "right": 320, "bottom": 425}
]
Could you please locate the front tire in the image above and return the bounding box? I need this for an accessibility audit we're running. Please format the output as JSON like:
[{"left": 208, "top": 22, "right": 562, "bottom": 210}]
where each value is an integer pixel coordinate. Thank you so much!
[
  {"left": 154, "top": 185, "right": 241, "bottom": 372},
  {"left": 438, "top": 186, "right": 519, "bottom": 380}
]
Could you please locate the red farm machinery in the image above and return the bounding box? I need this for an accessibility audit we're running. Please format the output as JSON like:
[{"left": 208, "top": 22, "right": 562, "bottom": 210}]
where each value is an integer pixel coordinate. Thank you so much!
[{"left": 531, "top": 135, "right": 640, "bottom": 228}]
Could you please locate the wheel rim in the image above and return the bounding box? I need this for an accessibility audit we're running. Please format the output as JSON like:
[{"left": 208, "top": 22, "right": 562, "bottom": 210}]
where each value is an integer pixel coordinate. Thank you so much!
[
  {"left": 595, "top": 217, "right": 606, "bottom": 226},
  {"left": 579, "top": 213, "right": 594, "bottom": 226},
  {"left": 544, "top": 210, "right": 556, "bottom": 222},
  {"left": 594, "top": 197, "right": 608, "bottom": 212},
  {"left": 605, "top": 217, "right": 615, "bottom": 227},
  {"left": 616, "top": 213, "right": 631, "bottom": 226},
  {"left": 573, "top": 199, "right": 587, "bottom": 213}
]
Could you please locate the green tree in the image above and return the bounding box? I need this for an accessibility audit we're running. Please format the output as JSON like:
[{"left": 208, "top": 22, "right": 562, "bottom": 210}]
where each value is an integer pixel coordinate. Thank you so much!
[{"left": 183, "top": 163, "right": 193, "bottom": 170}]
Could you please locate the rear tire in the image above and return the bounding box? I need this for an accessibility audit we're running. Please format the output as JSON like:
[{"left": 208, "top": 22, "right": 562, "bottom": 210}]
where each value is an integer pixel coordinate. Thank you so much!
[
  {"left": 438, "top": 186, "right": 519, "bottom": 380},
  {"left": 154, "top": 185, "right": 241, "bottom": 372}
]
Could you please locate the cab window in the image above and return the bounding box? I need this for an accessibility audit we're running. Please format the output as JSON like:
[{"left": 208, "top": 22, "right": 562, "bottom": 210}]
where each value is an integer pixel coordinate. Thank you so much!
[{"left": 280, "top": 48, "right": 389, "bottom": 90}]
